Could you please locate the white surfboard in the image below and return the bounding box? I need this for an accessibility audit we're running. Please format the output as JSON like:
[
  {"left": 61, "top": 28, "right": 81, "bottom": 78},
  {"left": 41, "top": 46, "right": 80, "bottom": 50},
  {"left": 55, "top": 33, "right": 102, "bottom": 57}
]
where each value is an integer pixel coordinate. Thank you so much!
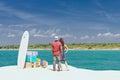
[{"left": 17, "top": 31, "right": 29, "bottom": 69}]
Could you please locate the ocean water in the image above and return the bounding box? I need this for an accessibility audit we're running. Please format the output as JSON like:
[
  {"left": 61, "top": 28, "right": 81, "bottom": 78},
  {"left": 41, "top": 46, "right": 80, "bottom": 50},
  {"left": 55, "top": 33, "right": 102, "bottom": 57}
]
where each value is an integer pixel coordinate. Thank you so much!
[{"left": 0, "top": 50, "right": 120, "bottom": 70}]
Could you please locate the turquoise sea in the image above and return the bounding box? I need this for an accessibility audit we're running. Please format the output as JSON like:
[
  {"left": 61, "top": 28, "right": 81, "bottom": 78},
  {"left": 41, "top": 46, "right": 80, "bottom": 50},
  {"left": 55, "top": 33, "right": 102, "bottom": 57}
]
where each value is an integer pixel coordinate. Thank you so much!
[{"left": 0, "top": 50, "right": 120, "bottom": 70}]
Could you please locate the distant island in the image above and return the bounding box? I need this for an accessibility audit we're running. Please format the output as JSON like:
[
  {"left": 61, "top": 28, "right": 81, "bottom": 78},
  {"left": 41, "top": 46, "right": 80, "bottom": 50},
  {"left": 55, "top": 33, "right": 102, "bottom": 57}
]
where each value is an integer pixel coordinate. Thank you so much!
[{"left": 0, "top": 43, "right": 120, "bottom": 50}]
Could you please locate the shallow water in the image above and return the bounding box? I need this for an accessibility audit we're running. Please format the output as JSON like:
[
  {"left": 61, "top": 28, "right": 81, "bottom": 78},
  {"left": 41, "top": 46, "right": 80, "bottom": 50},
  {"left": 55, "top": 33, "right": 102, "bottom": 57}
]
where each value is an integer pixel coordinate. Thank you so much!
[{"left": 0, "top": 50, "right": 120, "bottom": 70}]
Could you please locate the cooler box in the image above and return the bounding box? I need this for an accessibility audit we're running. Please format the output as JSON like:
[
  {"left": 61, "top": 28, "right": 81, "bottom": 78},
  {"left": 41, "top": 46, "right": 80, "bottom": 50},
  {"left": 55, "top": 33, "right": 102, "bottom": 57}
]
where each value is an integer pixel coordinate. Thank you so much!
[
  {"left": 25, "top": 62, "right": 32, "bottom": 68},
  {"left": 31, "top": 56, "right": 37, "bottom": 62}
]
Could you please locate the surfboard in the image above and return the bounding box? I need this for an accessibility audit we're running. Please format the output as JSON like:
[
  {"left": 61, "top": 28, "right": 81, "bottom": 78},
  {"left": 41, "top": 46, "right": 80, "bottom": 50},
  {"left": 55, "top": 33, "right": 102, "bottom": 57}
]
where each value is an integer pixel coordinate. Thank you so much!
[{"left": 17, "top": 31, "right": 29, "bottom": 69}]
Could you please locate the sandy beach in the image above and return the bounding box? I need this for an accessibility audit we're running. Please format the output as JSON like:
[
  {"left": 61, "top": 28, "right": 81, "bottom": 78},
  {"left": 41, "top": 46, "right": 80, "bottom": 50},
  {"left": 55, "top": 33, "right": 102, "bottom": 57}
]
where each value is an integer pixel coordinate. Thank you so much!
[{"left": 0, "top": 64, "right": 120, "bottom": 80}]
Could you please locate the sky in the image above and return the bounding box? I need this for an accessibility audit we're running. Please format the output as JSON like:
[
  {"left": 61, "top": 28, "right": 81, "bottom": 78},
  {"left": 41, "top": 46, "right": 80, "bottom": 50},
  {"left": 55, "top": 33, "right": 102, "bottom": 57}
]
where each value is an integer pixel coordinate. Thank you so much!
[{"left": 0, "top": 0, "right": 120, "bottom": 45}]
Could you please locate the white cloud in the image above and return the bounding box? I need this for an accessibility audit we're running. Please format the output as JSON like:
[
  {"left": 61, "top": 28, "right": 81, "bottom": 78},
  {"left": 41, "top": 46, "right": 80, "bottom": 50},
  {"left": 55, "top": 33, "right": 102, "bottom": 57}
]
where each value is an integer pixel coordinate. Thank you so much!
[
  {"left": 33, "top": 34, "right": 46, "bottom": 37},
  {"left": 8, "top": 24, "right": 37, "bottom": 28},
  {"left": 7, "top": 33, "right": 15, "bottom": 37},
  {"left": 59, "top": 34, "right": 76, "bottom": 38},
  {"left": 30, "top": 28, "right": 60, "bottom": 38},
  {"left": 97, "top": 32, "right": 120, "bottom": 38},
  {"left": 0, "top": 24, "right": 3, "bottom": 27},
  {"left": 29, "top": 29, "right": 45, "bottom": 37},
  {"left": 80, "top": 35, "right": 89, "bottom": 40},
  {"left": 97, "top": 33, "right": 102, "bottom": 37},
  {"left": 91, "top": 36, "right": 95, "bottom": 39},
  {"left": 29, "top": 28, "right": 76, "bottom": 40},
  {"left": 103, "top": 32, "right": 113, "bottom": 37},
  {"left": 99, "top": 32, "right": 113, "bottom": 37},
  {"left": 79, "top": 32, "right": 120, "bottom": 43},
  {"left": 51, "top": 33, "right": 56, "bottom": 37},
  {"left": 114, "top": 34, "right": 120, "bottom": 37},
  {"left": 30, "top": 29, "right": 39, "bottom": 35},
  {"left": 44, "top": 29, "right": 61, "bottom": 35}
]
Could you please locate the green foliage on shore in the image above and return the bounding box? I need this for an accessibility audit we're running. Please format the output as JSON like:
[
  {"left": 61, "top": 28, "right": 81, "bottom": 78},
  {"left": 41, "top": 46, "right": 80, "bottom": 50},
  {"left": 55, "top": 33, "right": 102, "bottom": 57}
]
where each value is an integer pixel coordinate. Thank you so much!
[
  {"left": 0, "top": 45, "right": 19, "bottom": 49},
  {"left": 28, "top": 44, "right": 51, "bottom": 49},
  {"left": 0, "top": 43, "right": 120, "bottom": 50},
  {"left": 67, "top": 43, "right": 120, "bottom": 49}
]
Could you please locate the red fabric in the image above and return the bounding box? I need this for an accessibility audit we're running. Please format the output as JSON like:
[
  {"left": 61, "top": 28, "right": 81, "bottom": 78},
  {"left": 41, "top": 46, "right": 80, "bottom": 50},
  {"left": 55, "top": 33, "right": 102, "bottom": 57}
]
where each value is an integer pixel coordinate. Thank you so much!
[{"left": 52, "top": 41, "right": 62, "bottom": 56}]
